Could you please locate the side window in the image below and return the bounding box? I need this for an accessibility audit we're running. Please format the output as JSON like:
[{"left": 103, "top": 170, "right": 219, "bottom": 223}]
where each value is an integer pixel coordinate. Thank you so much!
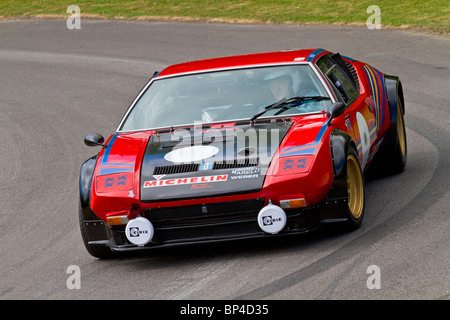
[{"left": 317, "top": 56, "right": 358, "bottom": 104}]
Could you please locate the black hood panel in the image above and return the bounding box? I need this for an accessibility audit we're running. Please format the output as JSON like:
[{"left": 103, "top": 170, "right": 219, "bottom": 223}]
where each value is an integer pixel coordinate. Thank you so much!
[{"left": 140, "top": 121, "right": 291, "bottom": 202}]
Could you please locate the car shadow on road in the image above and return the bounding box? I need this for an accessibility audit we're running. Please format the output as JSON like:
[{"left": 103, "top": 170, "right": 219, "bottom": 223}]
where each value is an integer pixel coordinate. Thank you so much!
[{"left": 111, "top": 222, "right": 352, "bottom": 270}]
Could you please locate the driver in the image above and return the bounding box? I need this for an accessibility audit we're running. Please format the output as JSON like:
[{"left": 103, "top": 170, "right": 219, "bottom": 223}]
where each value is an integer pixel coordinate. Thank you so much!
[{"left": 263, "top": 71, "right": 294, "bottom": 101}]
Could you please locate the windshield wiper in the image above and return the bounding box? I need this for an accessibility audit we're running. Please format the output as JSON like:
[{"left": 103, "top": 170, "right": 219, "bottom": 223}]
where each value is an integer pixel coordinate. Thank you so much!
[
  {"left": 273, "top": 96, "right": 331, "bottom": 116},
  {"left": 250, "top": 96, "right": 331, "bottom": 123},
  {"left": 250, "top": 97, "right": 287, "bottom": 123}
]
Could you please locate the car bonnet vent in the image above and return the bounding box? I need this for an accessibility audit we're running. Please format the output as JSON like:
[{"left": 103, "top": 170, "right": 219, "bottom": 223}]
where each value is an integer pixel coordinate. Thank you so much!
[
  {"left": 153, "top": 158, "right": 260, "bottom": 175},
  {"left": 153, "top": 163, "right": 200, "bottom": 175},
  {"left": 213, "top": 158, "right": 258, "bottom": 170}
]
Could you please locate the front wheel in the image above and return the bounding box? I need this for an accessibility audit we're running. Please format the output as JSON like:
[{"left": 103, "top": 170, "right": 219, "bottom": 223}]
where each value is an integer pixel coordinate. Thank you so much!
[{"left": 344, "top": 146, "right": 366, "bottom": 230}]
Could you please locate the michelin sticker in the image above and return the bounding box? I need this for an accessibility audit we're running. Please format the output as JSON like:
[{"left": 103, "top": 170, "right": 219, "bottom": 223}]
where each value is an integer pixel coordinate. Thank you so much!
[{"left": 144, "top": 174, "right": 228, "bottom": 188}]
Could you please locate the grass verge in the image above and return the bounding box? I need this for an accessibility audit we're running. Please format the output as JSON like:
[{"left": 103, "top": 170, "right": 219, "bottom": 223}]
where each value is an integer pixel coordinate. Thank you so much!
[{"left": 0, "top": 0, "right": 448, "bottom": 36}]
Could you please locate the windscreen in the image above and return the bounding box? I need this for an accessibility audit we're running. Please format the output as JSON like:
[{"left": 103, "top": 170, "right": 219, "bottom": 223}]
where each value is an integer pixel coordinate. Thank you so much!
[{"left": 119, "top": 64, "right": 331, "bottom": 132}]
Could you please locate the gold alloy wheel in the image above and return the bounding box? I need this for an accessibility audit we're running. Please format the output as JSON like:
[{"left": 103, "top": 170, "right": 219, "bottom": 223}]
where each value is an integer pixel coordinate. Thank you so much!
[
  {"left": 347, "top": 154, "right": 364, "bottom": 219},
  {"left": 397, "top": 102, "right": 406, "bottom": 156}
]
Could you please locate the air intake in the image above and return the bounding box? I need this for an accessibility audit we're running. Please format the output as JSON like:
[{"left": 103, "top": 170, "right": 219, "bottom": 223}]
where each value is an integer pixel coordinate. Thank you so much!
[
  {"left": 213, "top": 158, "right": 259, "bottom": 170},
  {"left": 153, "top": 163, "right": 200, "bottom": 175}
]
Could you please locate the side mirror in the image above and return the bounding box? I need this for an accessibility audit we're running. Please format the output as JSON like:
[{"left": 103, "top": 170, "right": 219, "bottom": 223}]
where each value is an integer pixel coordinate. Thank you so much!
[
  {"left": 326, "top": 102, "right": 345, "bottom": 126},
  {"left": 84, "top": 133, "right": 106, "bottom": 148}
]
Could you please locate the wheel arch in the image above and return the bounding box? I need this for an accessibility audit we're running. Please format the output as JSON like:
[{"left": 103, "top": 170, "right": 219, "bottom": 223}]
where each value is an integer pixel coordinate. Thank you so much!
[
  {"left": 79, "top": 155, "right": 99, "bottom": 220},
  {"left": 327, "top": 129, "right": 357, "bottom": 199},
  {"left": 384, "top": 75, "right": 405, "bottom": 124}
]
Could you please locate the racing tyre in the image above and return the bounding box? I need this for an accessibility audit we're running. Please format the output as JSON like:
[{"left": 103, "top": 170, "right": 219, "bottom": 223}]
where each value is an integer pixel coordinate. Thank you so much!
[
  {"left": 371, "top": 95, "right": 407, "bottom": 174},
  {"left": 344, "top": 146, "right": 365, "bottom": 230},
  {"left": 79, "top": 201, "right": 116, "bottom": 259}
]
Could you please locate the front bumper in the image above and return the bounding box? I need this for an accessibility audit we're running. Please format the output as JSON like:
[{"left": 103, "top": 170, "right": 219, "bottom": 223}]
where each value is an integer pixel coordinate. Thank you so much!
[{"left": 86, "top": 197, "right": 348, "bottom": 252}]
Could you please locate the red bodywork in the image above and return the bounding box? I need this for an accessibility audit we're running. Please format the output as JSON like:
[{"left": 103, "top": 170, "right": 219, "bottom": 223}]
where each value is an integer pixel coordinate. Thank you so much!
[{"left": 84, "top": 48, "right": 392, "bottom": 250}]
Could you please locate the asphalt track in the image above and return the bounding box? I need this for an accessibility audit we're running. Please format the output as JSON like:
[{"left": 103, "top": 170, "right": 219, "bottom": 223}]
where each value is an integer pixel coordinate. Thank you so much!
[{"left": 0, "top": 19, "right": 448, "bottom": 300}]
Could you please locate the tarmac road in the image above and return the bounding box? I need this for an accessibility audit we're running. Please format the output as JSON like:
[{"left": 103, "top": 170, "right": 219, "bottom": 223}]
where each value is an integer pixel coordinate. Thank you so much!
[{"left": 0, "top": 19, "right": 448, "bottom": 300}]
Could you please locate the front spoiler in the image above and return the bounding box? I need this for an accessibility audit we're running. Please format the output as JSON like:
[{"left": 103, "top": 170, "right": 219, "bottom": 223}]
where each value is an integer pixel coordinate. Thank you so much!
[{"left": 87, "top": 197, "right": 349, "bottom": 252}]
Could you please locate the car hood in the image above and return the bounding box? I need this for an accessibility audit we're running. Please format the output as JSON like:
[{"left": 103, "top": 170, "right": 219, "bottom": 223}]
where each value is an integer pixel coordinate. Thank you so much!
[{"left": 139, "top": 121, "right": 292, "bottom": 201}]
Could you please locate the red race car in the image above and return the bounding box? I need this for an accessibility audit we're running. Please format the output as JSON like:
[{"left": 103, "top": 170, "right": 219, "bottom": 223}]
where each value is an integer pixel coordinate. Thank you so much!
[{"left": 80, "top": 48, "right": 407, "bottom": 258}]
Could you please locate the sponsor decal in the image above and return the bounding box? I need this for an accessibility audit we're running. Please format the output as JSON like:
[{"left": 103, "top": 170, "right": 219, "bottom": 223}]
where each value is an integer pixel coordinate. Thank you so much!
[
  {"left": 143, "top": 174, "right": 228, "bottom": 188},
  {"left": 262, "top": 215, "right": 283, "bottom": 226},
  {"left": 129, "top": 227, "right": 148, "bottom": 237},
  {"left": 231, "top": 167, "right": 260, "bottom": 175},
  {"left": 230, "top": 174, "right": 259, "bottom": 180},
  {"left": 199, "top": 163, "right": 213, "bottom": 170},
  {"left": 230, "top": 167, "right": 261, "bottom": 180},
  {"left": 190, "top": 183, "right": 213, "bottom": 190},
  {"left": 345, "top": 118, "right": 353, "bottom": 131}
]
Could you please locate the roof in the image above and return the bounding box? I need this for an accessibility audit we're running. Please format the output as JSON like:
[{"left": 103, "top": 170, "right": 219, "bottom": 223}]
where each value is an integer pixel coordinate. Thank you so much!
[{"left": 156, "top": 48, "right": 329, "bottom": 78}]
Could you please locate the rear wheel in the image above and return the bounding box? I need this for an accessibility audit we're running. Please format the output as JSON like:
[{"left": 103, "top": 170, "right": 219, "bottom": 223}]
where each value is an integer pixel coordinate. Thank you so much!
[
  {"left": 396, "top": 100, "right": 407, "bottom": 162},
  {"left": 371, "top": 95, "right": 407, "bottom": 174},
  {"left": 344, "top": 147, "right": 365, "bottom": 230}
]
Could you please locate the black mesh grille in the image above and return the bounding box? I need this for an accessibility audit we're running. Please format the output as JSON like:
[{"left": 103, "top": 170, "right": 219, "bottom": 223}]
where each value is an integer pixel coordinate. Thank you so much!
[
  {"left": 153, "top": 163, "right": 200, "bottom": 175},
  {"left": 153, "top": 158, "right": 259, "bottom": 174},
  {"left": 213, "top": 158, "right": 258, "bottom": 170}
]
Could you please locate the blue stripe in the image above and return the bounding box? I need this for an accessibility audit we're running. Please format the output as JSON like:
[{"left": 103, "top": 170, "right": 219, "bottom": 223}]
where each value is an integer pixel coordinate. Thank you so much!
[
  {"left": 280, "top": 147, "right": 317, "bottom": 157},
  {"left": 281, "top": 142, "right": 317, "bottom": 153},
  {"left": 314, "top": 124, "right": 328, "bottom": 143},
  {"left": 106, "top": 163, "right": 135, "bottom": 167},
  {"left": 280, "top": 123, "right": 328, "bottom": 157},
  {"left": 306, "top": 48, "right": 325, "bottom": 62},
  {"left": 99, "top": 168, "right": 134, "bottom": 175},
  {"left": 98, "top": 133, "right": 136, "bottom": 175},
  {"left": 363, "top": 66, "right": 380, "bottom": 130},
  {"left": 373, "top": 67, "right": 386, "bottom": 127},
  {"left": 101, "top": 134, "right": 119, "bottom": 166},
  {"left": 368, "top": 66, "right": 380, "bottom": 129}
]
